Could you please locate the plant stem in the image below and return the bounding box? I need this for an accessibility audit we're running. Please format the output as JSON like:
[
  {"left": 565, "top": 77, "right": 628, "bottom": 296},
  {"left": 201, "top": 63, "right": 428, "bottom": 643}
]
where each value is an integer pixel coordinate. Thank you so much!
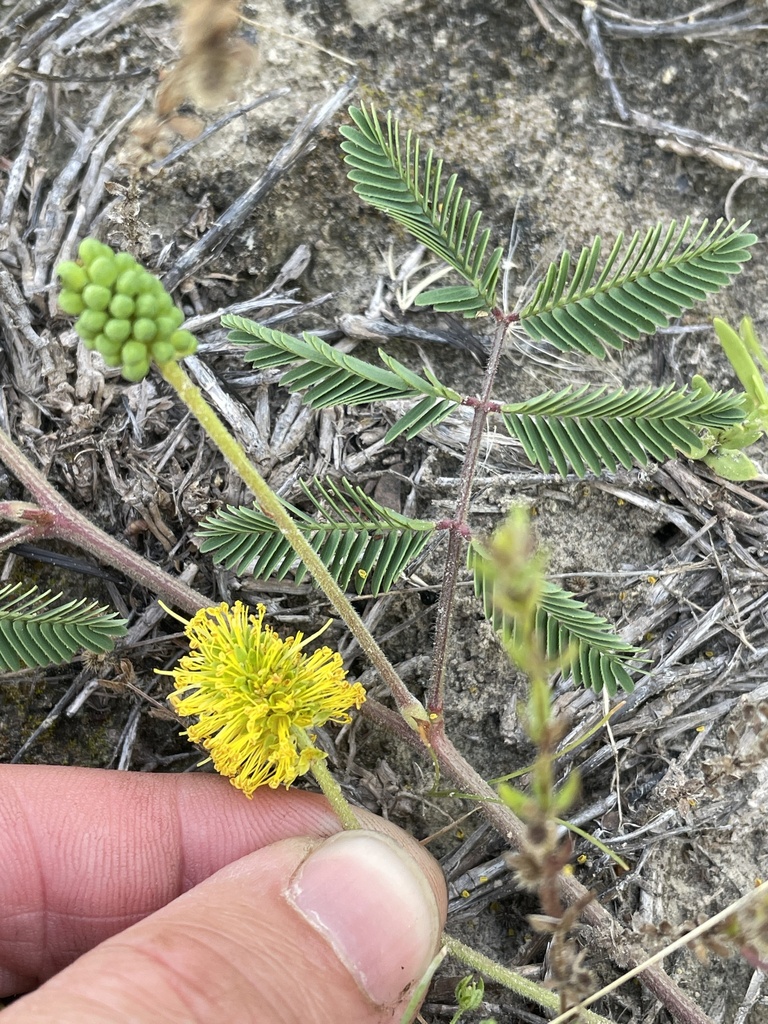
[
  {"left": 549, "top": 880, "right": 768, "bottom": 1024},
  {"left": 426, "top": 319, "right": 508, "bottom": 715},
  {"left": 309, "top": 755, "right": 360, "bottom": 830},
  {"left": 0, "top": 429, "right": 209, "bottom": 614},
  {"left": 443, "top": 934, "right": 613, "bottom": 1024},
  {"left": 359, "top": 703, "right": 717, "bottom": 1024},
  {"left": 161, "top": 355, "right": 722, "bottom": 1022},
  {"left": 0, "top": 391, "right": 716, "bottom": 1023},
  {"left": 429, "top": 729, "right": 716, "bottom": 1024},
  {"left": 0, "top": 519, "right": 47, "bottom": 553},
  {"left": 158, "top": 360, "right": 427, "bottom": 727}
]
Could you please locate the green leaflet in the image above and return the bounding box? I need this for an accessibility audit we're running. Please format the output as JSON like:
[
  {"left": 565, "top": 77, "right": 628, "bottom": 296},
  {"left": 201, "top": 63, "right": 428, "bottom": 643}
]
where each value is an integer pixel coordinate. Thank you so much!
[
  {"left": 0, "top": 584, "right": 126, "bottom": 670},
  {"left": 340, "top": 104, "right": 755, "bottom": 346},
  {"left": 468, "top": 544, "right": 641, "bottom": 695},
  {"left": 223, "top": 315, "right": 461, "bottom": 440},
  {"left": 340, "top": 104, "right": 503, "bottom": 316},
  {"left": 501, "top": 383, "right": 746, "bottom": 477},
  {"left": 197, "top": 478, "right": 436, "bottom": 596},
  {"left": 687, "top": 317, "right": 768, "bottom": 481},
  {"left": 519, "top": 220, "right": 757, "bottom": 357}
]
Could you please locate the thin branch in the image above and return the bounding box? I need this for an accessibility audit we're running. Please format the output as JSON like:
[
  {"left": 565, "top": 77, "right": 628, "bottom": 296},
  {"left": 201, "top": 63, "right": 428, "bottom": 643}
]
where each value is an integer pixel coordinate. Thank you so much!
[
  {"left": 163, "top": 77, "right": 358, "bottom": 291},
  {"left": 0, "top": 0, "right": 89, "bottom": 81},
  {"left": 148, "top": 88, "right": 291, "bottom": 174},
  {"left": 0, "top": 431, "right": 209, "bottom": 615},
  {"left": 32, "top": 88, "right": 115, "bottom": 293},
  {"left": 426, "top": 318, "right": 508, "bottom": 714},
  {"left": 582, "top": 5, "right": 629, "bottom": 121},
  {"left": 0, "top": 52, "right": 53, "bottom": 245},
  {"left": 429, "top": 728, "right": 716, "bottom": 1024}
]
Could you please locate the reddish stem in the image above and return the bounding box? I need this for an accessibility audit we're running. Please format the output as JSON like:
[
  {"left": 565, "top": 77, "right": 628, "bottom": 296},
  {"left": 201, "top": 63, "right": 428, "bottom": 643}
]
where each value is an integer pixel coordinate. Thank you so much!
[
  {"left": 0, "top": 429, "right": 208, "bottom": 615},
  {"left": 0, "top": 416, "right": 714, "bottom": 1023},
  {"left": 461, "top": 396, "right": 503, "bottom": 413},
  {"left": 426, "top": 319, "right": 508, "bottom": 715},
  {"left": 434, "top": 518, "right": 473, "bottom": 538}
]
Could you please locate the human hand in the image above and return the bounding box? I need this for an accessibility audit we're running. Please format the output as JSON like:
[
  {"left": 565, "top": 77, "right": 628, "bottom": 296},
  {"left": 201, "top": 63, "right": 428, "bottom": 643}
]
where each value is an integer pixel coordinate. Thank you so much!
[{"left": 0, "top": 765, "right": 446, "bottom": 1023}]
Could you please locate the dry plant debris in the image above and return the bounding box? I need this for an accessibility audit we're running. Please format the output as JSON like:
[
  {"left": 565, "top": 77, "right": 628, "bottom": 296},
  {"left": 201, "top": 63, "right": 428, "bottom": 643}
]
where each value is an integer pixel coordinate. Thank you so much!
[{"left": 1, "top": 1, "right": 768, "bottom": 1022}]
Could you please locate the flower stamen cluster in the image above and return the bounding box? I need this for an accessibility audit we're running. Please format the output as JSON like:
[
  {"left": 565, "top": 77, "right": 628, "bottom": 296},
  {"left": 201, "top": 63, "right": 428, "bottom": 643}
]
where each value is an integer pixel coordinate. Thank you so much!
[{"left": 161, "top": 601, "right": 366, "bottom": 794}]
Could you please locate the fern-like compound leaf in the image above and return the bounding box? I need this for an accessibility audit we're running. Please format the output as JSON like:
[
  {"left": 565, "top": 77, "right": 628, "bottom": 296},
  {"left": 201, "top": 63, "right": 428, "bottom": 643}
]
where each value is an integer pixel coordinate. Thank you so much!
[
  {"left": 501, "top": 383, "right": 746, "bottom": 477},
  {"left": 224, "top": 315, "right": 410, "bottom": 405},
  {"left": 197, "top": 478, "right": 436, "bottom": 596},
  {"left": 468, "top": 547, "right": 640, "bottom": 694},
  {"left": 223, "top": 315, "right": 461, "bottom": 439},
  {"left": 518, "top": 220, "right": 756, "bottom": 358},
  {"left": 0, "top": 584, "right": 127, "bottom": 670},
  {"left": 340, "top": 104, "right": 503, "bottom": 316}
]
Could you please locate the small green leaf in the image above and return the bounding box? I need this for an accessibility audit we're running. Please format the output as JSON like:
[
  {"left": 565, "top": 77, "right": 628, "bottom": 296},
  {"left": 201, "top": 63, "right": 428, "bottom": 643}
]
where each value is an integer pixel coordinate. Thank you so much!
[
  {"left": 341, "top": 104, "right": 502, "bottom": 315},
  {"left": 224, "top": 317, "right": 460, "bottom": 431},
  {"left": 198, "top": 478, "right": 436, "bottom": 596},
  {"left": 414, "top": 285, "right": 491, "bottom": 315},
  {"left": 703, "top": 447, "right": 759, "bottom": 481},
  {"left": 520, "top": 221, "right": 756, "bottom": 358},
  {"left": 714, "top": 317, "right": 768, "bottom": 427},
  {"left": 0, "top": 584, "right": 126, "bottom": 670},
  {"left": 500, "top": 383, "right": 745, "bottom": 477},
  {"left": 470, "top": 541, "right": 641, "bottom": 694},
  {"left": 498, "top": 782, "right": 536, "bottom": 819},
  {"left": 553, "top": 770, "right": 581, "bottom": 814}
]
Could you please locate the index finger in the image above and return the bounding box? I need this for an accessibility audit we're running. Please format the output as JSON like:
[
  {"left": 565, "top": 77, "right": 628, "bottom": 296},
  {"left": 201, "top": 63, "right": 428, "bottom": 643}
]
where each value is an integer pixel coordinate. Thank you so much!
[{"left": 0, "top": 764, "right": 344, "bottom": 994}]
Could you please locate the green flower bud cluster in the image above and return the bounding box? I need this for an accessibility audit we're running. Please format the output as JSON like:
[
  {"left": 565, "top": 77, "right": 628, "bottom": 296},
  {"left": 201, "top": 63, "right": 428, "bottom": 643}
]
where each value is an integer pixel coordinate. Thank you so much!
[{"left": 56, "top": 238, "right": 197, "bottom": 382}]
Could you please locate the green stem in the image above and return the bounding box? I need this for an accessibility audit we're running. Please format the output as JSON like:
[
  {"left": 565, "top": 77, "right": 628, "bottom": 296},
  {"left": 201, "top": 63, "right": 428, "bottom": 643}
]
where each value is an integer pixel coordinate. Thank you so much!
[
  {"left": 399, "top": 946, "right": 448, "bottom": 1024},
  {"left": 309, "top": 755, "right": 360, "bottom": 830},
  {"left": 443, "top": 934, "right": 612, "bottom": 1024},
  {"left": 158, "top": 360, "right": 426, "bottom": 726}
]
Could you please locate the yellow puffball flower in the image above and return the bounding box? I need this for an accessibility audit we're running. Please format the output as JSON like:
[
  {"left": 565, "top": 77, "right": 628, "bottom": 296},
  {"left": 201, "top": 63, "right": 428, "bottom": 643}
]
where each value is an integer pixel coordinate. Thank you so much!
[{"left": 161, "top": 601, "right": 365, "bottom": 795}]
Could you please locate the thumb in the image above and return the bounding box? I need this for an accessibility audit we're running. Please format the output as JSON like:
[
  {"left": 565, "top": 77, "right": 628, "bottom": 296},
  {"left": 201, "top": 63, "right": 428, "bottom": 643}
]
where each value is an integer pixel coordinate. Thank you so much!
[{"left": 3, "top": 829, "right": 446, "bottom": 1024}]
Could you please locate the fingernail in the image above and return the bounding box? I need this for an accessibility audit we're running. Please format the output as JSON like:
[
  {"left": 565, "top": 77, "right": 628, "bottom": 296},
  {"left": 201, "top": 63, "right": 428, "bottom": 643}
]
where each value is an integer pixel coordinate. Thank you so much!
[{"left": 286, "top": 830, "right": 441, "bottom": 1005}]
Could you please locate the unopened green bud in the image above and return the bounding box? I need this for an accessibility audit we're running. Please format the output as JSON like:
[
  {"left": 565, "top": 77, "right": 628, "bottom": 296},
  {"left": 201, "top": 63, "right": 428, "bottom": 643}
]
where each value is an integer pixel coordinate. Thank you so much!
[
  {"left": 104, "top": 319, "right": 132, "bottom": 344},
  {"left": 78, "top": 238, "right": 109, "bottom": 265},
  {"left": 114, "top": 251, "right": 136, "bottom": 272},
  {"left": 151, "top": 340, "right": 175, "bottom": 363},
  {"left": 95, "top": 335, "right": 123, "bottom": 359},
  {"left": 170, "top": 329, "right": 197, "bottom": 356},
  {"left": 77, "top": 309, "right": 108, "bottom": 335},
  {"left": 88, "top": 256, "right": 118, "bottom": 289},
  {"left": 58, "top": 290, "right": 85, "bottom": 315},
  {"left": 122, "top": 359, "right": 150, "bottom": 382},
  {"left": 115, "top": 270, "right": 142, "bottom": 297},
  {"left": 55, "top": 239, "right": 196, "bottom": 381},
  {"left": 82, "top": 284, "right": 111, "bottom": 311},
  {"left": 109, "top": 294, "right": 134, "bottom": 319},
  {"left": 134, "top": 294, "right": 158, "bottom": 318},
  {"left": 56, "top": 261, "right": 88, "bottom": 292},
  {"left": 132, "top": 318, "right": 157, "bottom": 343}
]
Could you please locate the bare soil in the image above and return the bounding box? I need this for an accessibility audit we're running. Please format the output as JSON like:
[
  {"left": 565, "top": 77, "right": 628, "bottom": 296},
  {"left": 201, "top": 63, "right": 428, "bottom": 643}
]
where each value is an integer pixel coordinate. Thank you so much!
[{"left": 1, "top": 1, "right": 768, "bottom": 1021}]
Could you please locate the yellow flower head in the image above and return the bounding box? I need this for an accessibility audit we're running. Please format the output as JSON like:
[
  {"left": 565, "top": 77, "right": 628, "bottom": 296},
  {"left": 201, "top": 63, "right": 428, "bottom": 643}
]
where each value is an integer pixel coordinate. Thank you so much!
[{"left": 162, "top": 602, "right": 366, "bottom": 795}]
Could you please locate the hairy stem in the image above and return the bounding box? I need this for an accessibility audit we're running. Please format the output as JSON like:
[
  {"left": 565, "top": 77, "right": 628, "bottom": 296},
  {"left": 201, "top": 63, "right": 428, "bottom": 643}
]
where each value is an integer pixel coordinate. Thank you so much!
[
  {"left": 0, "top": 390, "right": 715, "bottom": 1023},
  {"left": 0, "top": 519, "right": 48, "bottom": 553},
  {"left": 429, "top": 729, "right": 715, "bottom": 1024},
  {"left": 157, "top": 358, "right": 720, "bottom": 1024},
  {"left": 443, "top": 935, "right": 612, "bottom": 1024},
  {"left": 426, "top": 319, "right": 507, "bottom": 714},
  {"left": 158, "top": 360, "right": 426, "bottom": 726},
  {"left": 309, "top": 754, "right": 361, "bottom": 830}
]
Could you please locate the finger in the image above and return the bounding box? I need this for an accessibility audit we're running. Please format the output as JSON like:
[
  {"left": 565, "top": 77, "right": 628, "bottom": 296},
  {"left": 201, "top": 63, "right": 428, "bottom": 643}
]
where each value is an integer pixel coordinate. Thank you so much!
[
  {"left": 0, "top": 765, "right": 444, "bottom": 995},
  {"left": 3, "top": 831, "right": 446, "bottom": 1024}
]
